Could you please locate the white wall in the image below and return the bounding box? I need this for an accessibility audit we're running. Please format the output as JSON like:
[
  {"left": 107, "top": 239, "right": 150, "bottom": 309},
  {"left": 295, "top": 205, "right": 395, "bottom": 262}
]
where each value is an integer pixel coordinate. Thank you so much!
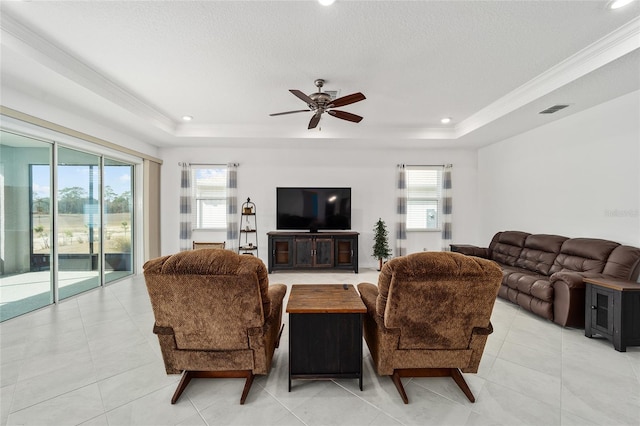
[
  {"left": 160, "top": 145, "right": 479, "bottom": 269},
  {"left": 478, "top": 91, "right": 640, "bottom": 247}
]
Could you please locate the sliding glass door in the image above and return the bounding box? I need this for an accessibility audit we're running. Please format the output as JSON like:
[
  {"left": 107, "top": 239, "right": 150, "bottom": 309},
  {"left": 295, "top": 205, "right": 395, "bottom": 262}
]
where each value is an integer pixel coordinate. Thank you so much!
[
  {"left": 104, "top": 158, "right": 133, "bottom": 283},
  {"left": 0, "top": 131, "right": 53, "bottom": 321},
  {"left": 0, "top": 129, "right": 137, "bottom": 321},
  {"left": 57, "top": 147, "right": 102, "bottom": 300}
]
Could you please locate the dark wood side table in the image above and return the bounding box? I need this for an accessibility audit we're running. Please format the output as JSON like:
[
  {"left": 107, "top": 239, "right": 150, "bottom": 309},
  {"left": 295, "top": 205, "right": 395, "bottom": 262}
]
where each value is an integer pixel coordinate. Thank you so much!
[
  {"left": 286, "top": 284, "right": 367, "bottom": 391},
  {"left": 584, "top": 277, "right": 640, "bottom": 352}
]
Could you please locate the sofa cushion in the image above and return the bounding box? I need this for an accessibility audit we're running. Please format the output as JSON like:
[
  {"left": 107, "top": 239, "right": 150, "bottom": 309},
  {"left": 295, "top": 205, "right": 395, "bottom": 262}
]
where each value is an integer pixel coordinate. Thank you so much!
[
  {"left": 602, "top": 245, "right": 640, "bottom": 280},
  {"left": 502, "top": 265, "right": 553, "bottom": 302},
  {"left": 488, "top": 231, "right": 530, "bottom": 266},
  {"left": 515, "top": 234, "right": 568, "bottom": 276},
  {"left": 553, "top": 238, "right": 619, "bottom": 274}
]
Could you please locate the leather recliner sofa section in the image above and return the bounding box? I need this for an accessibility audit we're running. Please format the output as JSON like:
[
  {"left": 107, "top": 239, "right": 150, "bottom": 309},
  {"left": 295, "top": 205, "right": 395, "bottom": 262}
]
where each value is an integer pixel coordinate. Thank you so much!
[{"left": 453, "top": 231, "right": 640, "bottom": 328}]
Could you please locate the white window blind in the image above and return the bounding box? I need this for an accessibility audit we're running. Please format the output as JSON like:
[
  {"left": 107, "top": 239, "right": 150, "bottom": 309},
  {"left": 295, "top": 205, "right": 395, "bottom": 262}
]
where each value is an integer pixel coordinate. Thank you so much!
[
  {"left": 406, "top": 166, "right": 442, "bottom": 230},
  {"left": 192, "top": 166, "right": 227, "bottom": 229}
]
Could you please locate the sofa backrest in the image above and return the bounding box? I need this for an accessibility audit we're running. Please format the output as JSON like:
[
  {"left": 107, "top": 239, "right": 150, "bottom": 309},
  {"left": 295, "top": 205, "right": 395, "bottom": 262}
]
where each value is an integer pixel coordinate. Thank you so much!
[
  {"left": 515, "top": 234, "right": 568, "bottom": 276},
  {"left": 553, "top": 238, "right": 619, "bottom": 275},
  {"left": 488, "top": 231, "right": 530, "bottom": 266},
  {"left": 143, "top": 249, "right": 269, "bottom": 351},
  {"left": 602, "top": 245, "right": 640, "bottom": 281}
]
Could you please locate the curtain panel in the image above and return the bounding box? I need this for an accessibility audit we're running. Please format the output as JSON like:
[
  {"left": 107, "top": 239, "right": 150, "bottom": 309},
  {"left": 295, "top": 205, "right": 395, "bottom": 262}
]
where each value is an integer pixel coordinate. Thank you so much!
[
  {"left": 179, "top": 162, "right": 192, "bottom": 251},
  {"left": 226, "top": 163, "right": 239, "bottom": 252},
  {"left": 441, "top": 164, "right": 453, "bottom": 251},
  {"left": 396, "top": 164, "right": 407, "bottom": 257}
]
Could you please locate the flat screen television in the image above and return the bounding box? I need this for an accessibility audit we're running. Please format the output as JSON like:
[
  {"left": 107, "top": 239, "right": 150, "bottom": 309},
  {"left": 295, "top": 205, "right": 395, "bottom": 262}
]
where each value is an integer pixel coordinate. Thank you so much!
[{"left": 276, "top": 187, "right": 351, "bottom": 232}]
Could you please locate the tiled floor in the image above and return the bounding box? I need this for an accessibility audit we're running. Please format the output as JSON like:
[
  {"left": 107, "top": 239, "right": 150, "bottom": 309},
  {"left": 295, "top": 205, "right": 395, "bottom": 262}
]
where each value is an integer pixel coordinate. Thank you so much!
[{"left": 1, "top": 269, "right": 638, "bottom": 426}]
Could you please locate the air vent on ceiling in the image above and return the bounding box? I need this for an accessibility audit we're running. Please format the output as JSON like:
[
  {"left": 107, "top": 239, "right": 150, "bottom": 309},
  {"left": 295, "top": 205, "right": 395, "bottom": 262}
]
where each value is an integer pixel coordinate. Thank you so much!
[{"left": 539, "top": 104, "right": 570, "bottom": 114}]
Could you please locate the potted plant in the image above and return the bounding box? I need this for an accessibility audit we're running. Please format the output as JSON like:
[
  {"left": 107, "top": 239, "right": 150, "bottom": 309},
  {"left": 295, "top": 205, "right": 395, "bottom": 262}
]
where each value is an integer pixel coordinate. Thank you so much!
[{"left": 372, "top": 218, "right": 392, "bottom": 271}]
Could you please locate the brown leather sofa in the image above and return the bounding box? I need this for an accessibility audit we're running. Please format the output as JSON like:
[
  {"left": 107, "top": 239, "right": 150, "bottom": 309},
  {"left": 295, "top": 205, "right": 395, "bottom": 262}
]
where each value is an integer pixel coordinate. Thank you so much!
[{"left": 452, "top": 231, "right": 640, "bottom": 328}]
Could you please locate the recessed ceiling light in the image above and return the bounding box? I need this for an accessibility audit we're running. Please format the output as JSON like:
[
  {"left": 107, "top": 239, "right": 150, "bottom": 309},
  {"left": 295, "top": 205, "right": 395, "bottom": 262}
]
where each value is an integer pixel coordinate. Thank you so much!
[
  {"left": 182, "top": 115, "right": 193, "bottom": 121},
  {"left": 441, "top": 117, "right": 452, "bottom": 124},
  {"left": 609, "top": 0, "right": 636, "bottom": 9},
  {"left": 318, "top": 0, "right": 336, "bottom": 6}
]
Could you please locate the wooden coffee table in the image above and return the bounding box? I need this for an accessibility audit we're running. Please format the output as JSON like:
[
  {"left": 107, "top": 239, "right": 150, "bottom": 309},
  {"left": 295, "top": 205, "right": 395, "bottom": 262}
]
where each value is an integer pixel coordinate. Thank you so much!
[{"left": 286, "top": 284, "right": 367, "bottom": 391}]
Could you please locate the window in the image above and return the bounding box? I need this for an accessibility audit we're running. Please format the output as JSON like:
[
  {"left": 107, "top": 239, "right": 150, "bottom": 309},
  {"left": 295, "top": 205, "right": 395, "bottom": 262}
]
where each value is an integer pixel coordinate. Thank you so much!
[
  {"left": 192, "top": 166, "right": 226, "bottom": 229},
  {"left": 406, "top": 166, "right": 442, "bottom": 230}
]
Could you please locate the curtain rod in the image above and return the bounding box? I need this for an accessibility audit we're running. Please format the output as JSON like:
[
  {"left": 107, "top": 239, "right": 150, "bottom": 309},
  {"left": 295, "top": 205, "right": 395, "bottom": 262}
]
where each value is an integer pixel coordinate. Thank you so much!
[
  {"left": 178, "top": 162, "right": 239, "bottom": 166},
  {"left": 397, "top": 164, "right": 448, "bottom": 167}
]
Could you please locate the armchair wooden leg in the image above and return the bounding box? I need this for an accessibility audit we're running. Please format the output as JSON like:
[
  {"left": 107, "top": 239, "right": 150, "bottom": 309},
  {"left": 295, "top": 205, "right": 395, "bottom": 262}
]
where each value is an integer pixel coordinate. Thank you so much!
[
  {"left": 171, "top": 371, "right": 194, "bottom": 404},
  {"left": 240, "top": 372, "right": 255, "bottom": 405},
  {"left": 451, "top": 368, "right": 475, "bottom": 403},
  {"left": 275, "top": 324, "right": 285, "bottom": 349},
  {"left": 391, "top": 371, "right": 409, "bottom": 404},
  {"left": 391, "top": 368, "right": 476, "bottom": 404},
  {"left": 170, "top": 370, "right": 256, "bottom": 405}
]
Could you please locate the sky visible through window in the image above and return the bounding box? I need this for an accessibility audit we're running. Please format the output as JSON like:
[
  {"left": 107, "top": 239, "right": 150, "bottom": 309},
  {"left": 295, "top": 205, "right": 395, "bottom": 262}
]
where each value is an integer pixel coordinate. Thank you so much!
[{"left": 31, "top": 165, "right": 131, "bottom": 199}]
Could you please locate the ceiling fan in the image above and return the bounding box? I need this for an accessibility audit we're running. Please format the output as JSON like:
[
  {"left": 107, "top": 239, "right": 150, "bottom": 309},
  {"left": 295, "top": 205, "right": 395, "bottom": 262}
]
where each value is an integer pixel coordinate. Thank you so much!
[{"left": 270, "top": 79, "right": 366, "bottom": 129}]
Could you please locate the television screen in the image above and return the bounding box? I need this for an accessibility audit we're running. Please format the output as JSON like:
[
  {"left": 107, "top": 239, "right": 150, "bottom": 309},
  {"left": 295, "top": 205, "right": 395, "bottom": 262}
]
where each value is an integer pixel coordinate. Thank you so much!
[{"left": 277, "top": 187, "right": 351, "bottom": 231}]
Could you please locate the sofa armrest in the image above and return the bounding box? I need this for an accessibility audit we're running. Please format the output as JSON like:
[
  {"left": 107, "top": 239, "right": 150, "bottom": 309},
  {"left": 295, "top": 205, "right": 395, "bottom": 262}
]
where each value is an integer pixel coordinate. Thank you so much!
[
  {"left": 450, "top": 244, "right": 489, "bottom": 258},
  {"left": 550, "top": 271, "right": 602, "bottom": 328}
]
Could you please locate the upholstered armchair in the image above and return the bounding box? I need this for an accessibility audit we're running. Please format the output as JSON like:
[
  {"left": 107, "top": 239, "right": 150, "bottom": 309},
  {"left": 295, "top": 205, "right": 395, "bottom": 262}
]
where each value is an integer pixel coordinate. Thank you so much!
[
  {"left": 357, "top": 251, "right": 502, "bottom": 404},
  {"left": 143, "top": 249, "right": 287, "bottom": 404}
]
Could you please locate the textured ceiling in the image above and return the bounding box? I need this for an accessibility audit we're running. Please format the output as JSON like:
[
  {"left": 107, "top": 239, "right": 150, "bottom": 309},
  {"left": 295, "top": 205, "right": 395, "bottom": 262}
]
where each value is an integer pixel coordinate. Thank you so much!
[{"left": 1, "top": 1, "right": 639, "bottom": 149}]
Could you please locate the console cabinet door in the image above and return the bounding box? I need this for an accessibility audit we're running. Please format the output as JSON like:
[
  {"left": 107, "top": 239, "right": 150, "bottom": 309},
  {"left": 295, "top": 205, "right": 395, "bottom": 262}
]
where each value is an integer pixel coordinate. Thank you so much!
[
  {"left": 314, "top": 238, "right": 334, "bottom": 268},
  {"left": 271, "top": 237, "right": 293, "bottom": 270},
  {"left": 590, "top": 286, "right": 614, "bottom": 337},
  {"left": 335, "top": 238, "right": 355, "bottom": 268},
  {"left": 294, "top": 238, "right": 313, "bottom": 267}
]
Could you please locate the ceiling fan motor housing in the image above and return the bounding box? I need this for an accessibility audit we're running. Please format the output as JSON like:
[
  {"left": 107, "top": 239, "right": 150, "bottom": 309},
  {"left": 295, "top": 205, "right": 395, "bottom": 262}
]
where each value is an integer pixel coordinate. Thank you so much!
[{"left": 309, "top": 92, "right": 333, "bottom": 110}]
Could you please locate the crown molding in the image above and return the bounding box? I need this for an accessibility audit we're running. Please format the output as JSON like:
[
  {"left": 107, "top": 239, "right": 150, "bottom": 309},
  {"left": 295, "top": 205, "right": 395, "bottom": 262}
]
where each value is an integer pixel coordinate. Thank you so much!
[
  {"left": 0, "top": 12, "right": 177, "bottom": 135},
  {"left": 455, "top": 15, "right": 640, "bottom": 139}
]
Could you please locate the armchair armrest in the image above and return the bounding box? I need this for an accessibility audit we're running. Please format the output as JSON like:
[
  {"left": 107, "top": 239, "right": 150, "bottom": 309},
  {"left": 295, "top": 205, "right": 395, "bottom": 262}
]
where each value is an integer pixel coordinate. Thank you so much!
[
  {"left": 465, "top": 321, "right": 494, "bottom": 373},
  {"left": 472, "top": 322, "right": 493, "bottom": 336},
  {"left": 357, "top": 282, "right": 379, "bottom": 316},
  {"left": 266, "top": 284, "right": 287, "bottom": 320},
  {"left": 450, "top": 244, "right": 488, "bottom": 258},
  {"left": 153, "top": 324, "right": 174, "bottom": 335}
]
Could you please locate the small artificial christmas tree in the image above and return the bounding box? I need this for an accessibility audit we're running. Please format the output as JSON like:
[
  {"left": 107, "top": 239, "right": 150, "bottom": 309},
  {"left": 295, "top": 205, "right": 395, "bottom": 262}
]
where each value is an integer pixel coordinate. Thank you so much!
[{"left": 372, "top": 218, "right": 392, "bottom": 271}]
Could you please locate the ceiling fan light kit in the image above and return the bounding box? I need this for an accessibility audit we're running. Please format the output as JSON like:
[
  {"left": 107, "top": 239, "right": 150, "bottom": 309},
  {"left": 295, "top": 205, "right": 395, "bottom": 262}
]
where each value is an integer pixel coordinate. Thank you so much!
[{"left": 270, "top": 79, "right": 366, "bottom": 129}]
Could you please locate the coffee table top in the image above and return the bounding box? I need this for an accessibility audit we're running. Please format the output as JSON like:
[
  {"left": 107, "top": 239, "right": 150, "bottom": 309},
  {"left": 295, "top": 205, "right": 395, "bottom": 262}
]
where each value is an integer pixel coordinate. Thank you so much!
[{"left": 286, "top": 284, "right": 367, "bottom": 314}]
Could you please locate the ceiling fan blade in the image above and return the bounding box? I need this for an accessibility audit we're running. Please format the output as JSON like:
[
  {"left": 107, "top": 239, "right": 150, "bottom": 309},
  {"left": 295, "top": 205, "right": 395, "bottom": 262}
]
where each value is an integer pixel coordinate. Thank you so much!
[
  {"left": 308, "top": 113, "right": 321, "bottom": 129},
  {"left": 327, "top": 110, "right": 363, "bottom": 123},
  {"left": 290, "top": 89, "right": 317, "bottom": 107},
  {"left": 269, "top": 109, "right": 310, "bottom": 116},
  {"left": 328, "top": 92, "right": 366, "bottom": 108}
]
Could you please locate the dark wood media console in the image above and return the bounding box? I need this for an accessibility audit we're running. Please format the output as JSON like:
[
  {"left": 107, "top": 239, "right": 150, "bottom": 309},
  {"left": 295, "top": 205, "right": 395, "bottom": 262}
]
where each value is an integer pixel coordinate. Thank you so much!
[{"left": 267, "top": 231, "right": 359, "bottom": 273}]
